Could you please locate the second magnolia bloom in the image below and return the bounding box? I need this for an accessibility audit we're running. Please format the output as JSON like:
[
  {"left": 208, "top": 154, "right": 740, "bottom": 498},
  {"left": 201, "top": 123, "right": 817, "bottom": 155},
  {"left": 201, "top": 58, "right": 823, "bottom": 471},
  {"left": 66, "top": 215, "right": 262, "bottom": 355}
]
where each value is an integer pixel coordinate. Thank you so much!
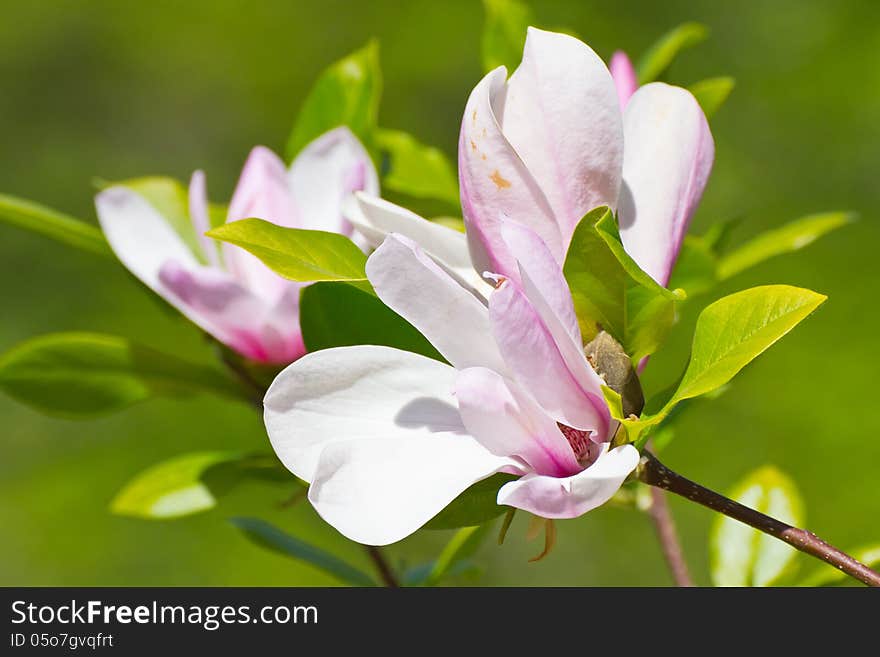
[
  {"left": 95, "top": 127, "right": 378, "bottom": 364},
  {"left": 459, "top": 27, "right": 713, "bottom": 287}
]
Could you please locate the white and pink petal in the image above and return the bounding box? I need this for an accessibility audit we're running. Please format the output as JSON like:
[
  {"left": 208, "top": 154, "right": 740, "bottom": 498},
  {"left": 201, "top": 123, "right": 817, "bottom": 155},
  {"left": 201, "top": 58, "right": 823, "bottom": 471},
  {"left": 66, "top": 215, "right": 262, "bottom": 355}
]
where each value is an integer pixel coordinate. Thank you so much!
[
  {"left": 618, "top": 83, "right": 714, "bottom": 286},
  {"left": 366, "top": 234, "right": 508, "bottom": 374},
  {"left": 497, "top": 444, "right": 640, "bottom": 518},
  {"left": 502, "top": 28, "right": 624, "bottom": 241},
  {"left": 459, "top": 67, "right": 561, "bottom": 278}
]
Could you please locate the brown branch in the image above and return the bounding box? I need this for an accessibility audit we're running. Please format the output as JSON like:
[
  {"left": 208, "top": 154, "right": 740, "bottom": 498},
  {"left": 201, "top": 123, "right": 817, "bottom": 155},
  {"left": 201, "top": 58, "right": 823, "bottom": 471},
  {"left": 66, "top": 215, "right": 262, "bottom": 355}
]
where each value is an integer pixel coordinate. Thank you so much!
[
  {"left": 364, "top": 546, "right": 399, "bottom": 588},
  {"left": 647, "top": 486, "right": 694, "bottom": 587},
  {"left": 638, "top": 451, "right": 880, "bottom": 587}
]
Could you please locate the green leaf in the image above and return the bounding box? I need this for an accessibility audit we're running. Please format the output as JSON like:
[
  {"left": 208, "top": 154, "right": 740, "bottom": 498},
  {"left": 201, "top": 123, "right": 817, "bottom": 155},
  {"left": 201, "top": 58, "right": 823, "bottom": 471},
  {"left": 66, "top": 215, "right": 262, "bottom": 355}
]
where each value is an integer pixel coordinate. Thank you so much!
[
  {"left": 230, "top": 517, "right": 376, "bottom": 587},
  {"left": 563, "top": 207, "right": 683, "bottom": 361},
  {"left": 117, "top": 176, "right": 207, "bottom": 261},
  {"left": 702, "top": 216, "right": 743, "bottom": 253},
  {"left": 111, "top": 452, "right": 288, "bottom": 519},
  {"left": 423, "top": 524, "right": 493, "bottom": 587},
  {"left": 0, "top": 194, "right": 112, "bottom": 257},
  {"left": 799, "top": 544, "right": 880, "bottom": 587},
  {"left": 717, "top": 212, "right": 855, "bottom": 281},
  {"left": 481, "top": 0, "right": 533, "bottom": 73},
  {"left": 688, "top": 76, "right": 735, "bottom": 119},
  {"left": 207, "top": 219, "right": 367, "bottom": 282},
  {"left": 425, "top": 474, "right": 517, "bottom": 530},
  {"left": 285, "top": 40, "right": 381, "bottom": 162},
  {"left": 710, "top": 466, "right": 805, "bottom": 586},
  {"left": 377, "top": 129, "right": 459, "bottom": 205},
  {"left": 668, "top": 285, "right": 827, "bottom": 406},
  {"left": 300, "top": 281, "right": 442, "bottom": 360},
  {"left": 637, "top": 22, "right": 709, "bottom": 84},
  {"left": 0, "top": 332, "right": 245, "bottom": 418}
]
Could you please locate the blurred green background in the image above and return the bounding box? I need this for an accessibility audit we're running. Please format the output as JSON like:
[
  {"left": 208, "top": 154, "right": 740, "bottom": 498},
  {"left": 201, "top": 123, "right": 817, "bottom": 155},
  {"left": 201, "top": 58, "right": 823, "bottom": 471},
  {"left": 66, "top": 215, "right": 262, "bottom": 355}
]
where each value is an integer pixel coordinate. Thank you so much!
[{"left": 1, "top": 0, "right": 878, "bottom": 586}]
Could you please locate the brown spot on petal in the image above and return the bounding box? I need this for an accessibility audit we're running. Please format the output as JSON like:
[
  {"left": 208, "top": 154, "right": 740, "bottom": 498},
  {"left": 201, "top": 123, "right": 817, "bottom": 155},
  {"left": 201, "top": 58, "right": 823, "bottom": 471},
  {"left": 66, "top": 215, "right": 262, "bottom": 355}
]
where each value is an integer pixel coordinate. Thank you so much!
[
  {"left": 481, "top": 153, "right": 487, "bottom": 160},
  {"left": 482, "top": 128, "right": 487, "bottom": 137},
  {"left": 490, "top": 170, "right": 511, "bottom": 189},
  {"left": 472, "top": 110, "right": 477, "bottom": 122},
  {"left": 470, "top": 139, "right": 477, "bottom": 151}
]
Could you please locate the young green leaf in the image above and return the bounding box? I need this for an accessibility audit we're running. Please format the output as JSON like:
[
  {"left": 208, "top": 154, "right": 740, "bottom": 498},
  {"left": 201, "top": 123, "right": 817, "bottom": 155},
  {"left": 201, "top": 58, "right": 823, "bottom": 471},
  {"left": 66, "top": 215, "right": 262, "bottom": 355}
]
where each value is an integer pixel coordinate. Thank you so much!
[
  {"left": 300, "top": 281, "right": 442, "bottom": 361},
  {"left": 482, "top": 0, "right": 533, "bottom": 73},
  {"left": 422, "top": 524, "right": 493, "bottom": 587},
  {"left": 563, "top": 207, "right": 682, "bottom": 361},
  {"left": 377, "top": 129, "right": 459, "bottom": 205},
  {"left": 111, "top": 452, "right": 288, "bottom": 519},
  {"left": 669, "top": 285, "right": 827, "bottom": 406},
  {"left": 0, "top": 332, "right": 246, "bottom": 418},
  {"left": 688, "top": 76, "right": 735, "bottom": 119},
  {"left": 425, "top": 474, "right": 517, "bottom": 530},
  {"left": 710, "top": 466, "right": 805, "bottom": 586},
  {"left": 207, "top": 219, "right": 367, "bottom": 282},
  {"left": 637, "top": 22, "right": 709, "bottom": 84},
  {"left": 0, "top": 194, "right": 112, "bottom": 257},
  {"left": 286, "top": 40, "right": 381, "bottom": 162},
  {"left": 799, "top": 544, "right": 880, "bottom": 587},
  {"left": 717, "top": 212, "right": 855, "bottom": 280},
  {"left": 230, "top": 517, "right": 376, "bottom": 587}
]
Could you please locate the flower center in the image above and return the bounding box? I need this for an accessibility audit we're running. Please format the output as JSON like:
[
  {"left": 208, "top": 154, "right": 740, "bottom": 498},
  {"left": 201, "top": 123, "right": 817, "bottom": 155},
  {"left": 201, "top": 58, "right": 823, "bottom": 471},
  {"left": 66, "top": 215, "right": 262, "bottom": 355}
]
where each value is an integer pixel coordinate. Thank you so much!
[{"left": 557, "top": 423, "right": 594, "bottom": 465}]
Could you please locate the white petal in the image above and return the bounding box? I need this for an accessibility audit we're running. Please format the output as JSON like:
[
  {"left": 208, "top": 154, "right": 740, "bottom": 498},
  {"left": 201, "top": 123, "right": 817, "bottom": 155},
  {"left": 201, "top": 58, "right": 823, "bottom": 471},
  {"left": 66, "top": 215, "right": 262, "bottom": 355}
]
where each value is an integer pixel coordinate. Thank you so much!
[
  {"left": 308, "top": 433, "right": 514, "bottom": 545},
  {"left": 366, "top": 234, "right": 508, "bottom": 373},
  {"left": 497, "top": 444, "right": 640, "bottom": 518},
  {"left": 618, "top": 83, "right": 715, "bottom": 285},
  {"left": 345, "top": 192, "right": 490, "bottom": 298},
  {"left": 264, "top": 345, "right": 463, "bottom": 482},
  {"left": 289, "top": 126, "right": 379, "bottom": 235},
  {"left": 188, "top": 170, "right": 220, "bottom": 266},
  {"left": 95, "top": 185, "right": 198, "bottom": 291}
]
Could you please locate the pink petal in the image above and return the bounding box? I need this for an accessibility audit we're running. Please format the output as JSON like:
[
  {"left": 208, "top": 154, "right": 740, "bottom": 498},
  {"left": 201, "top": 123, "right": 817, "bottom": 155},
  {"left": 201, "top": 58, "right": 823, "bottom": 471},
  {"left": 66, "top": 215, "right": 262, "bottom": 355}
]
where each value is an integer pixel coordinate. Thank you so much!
[
  {"left": 188, "top": 170, "right": 219, "bottom": 266},
  {"left": 618, "top": 83, "right": 715, "bottom": 286},
  {"left": 458, "top": 67, "right": 561, "bottom": 278},
  {"left": 225, "top": 146, "right": 297, "bottom": 302},
  {"left": 500, "top": 220, "right": 580, "bottom": 344},
  {"left": 499, "top": 221, "right": 613, "bottom": 442},
  {"left": 497, "top": 444, "right": 640, "bottom": 518},
  {"left": 609, "top": 50, "right": 638, "bottom": 109},
  {"left": 456, "top": 367, "right": 581, "bottom": 477},
  {"left": 289, "top": 126, "right": 379, "bottom": 238},
  {"left": 158, "top": 260, "right": 304, "bottom": 364},
  {"left": 489, "top": 279, "right": 611, "bottom": 438},
  {"left": 502, "top": 28, "right": 624, "bottom": 243}
]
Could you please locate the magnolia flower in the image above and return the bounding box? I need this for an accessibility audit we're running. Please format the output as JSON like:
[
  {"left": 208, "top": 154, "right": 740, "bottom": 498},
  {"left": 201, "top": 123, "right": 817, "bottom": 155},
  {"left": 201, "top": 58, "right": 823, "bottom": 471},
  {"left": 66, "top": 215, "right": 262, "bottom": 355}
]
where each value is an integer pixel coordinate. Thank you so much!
[
  {"left": 459, "top": 27, "right": 714, "bottom": 287},
  {"left": 96, "top": 127, "right": 378, "bottom": 364},
  {"left": 265, "top": 221, "right": 640, "bottom": 546}
]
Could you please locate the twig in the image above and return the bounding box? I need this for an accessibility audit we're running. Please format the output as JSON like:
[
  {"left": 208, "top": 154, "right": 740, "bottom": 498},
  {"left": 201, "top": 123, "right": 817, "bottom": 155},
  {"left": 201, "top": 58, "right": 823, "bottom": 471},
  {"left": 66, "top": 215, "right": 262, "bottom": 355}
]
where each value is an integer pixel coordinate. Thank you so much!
[
  {"left": 364, "top": 546, "right": 399, "bottom": 588},
  {"left": 638, "top": 451, "right": 880, "bottom": 587},
  {"left": 647, "top": 485, "right": 694, "bottom": 586},
  {"left": 216, "top": 346, "right": 264, "bottom": 408}
]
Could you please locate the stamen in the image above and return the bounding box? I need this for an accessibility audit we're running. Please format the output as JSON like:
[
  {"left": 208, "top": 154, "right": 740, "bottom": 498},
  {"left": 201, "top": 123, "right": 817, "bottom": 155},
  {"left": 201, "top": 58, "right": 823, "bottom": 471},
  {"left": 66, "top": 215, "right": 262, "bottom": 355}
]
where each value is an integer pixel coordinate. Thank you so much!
[{"left": 558, "top": 422, "right": 593, "bottom": 465}]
